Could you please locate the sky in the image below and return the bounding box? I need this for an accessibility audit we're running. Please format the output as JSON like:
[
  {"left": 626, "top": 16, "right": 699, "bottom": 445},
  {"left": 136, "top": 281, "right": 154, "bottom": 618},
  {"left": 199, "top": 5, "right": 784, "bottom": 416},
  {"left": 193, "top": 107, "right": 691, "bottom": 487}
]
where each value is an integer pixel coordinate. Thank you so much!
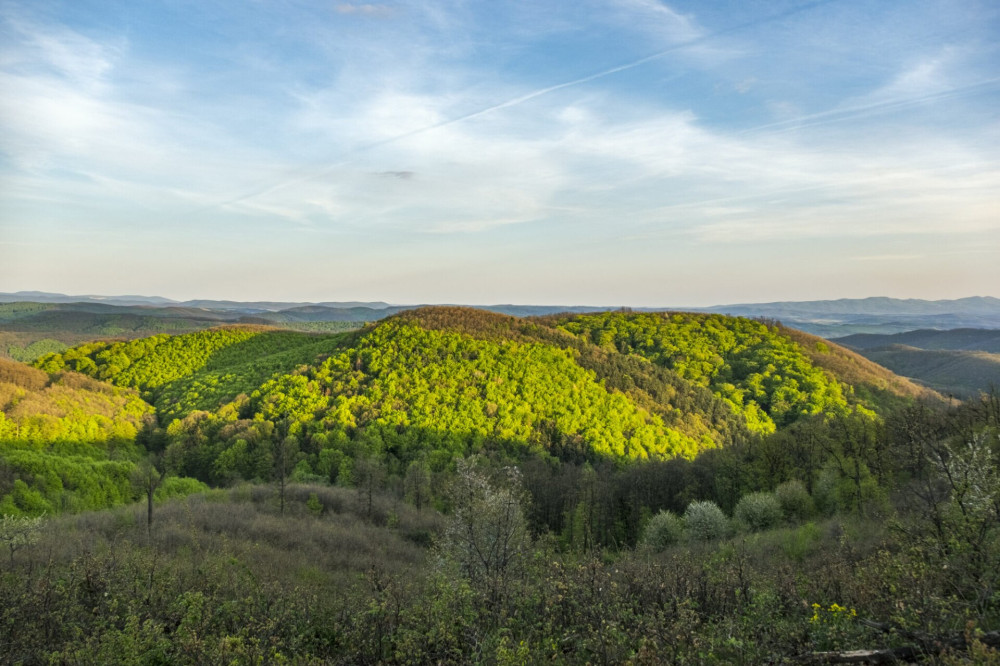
[{"left": 1, "top": 0, "right": 998, "bottom": 307}]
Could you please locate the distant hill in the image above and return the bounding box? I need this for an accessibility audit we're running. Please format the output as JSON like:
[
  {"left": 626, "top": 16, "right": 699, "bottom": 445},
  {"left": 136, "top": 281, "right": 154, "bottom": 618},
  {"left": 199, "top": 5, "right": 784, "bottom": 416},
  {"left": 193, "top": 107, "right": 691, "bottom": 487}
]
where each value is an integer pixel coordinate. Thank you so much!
[
  {"left": 832, "top": 328, "right": 1000, "bottom": 398},
  {"left": 834, "top": 328, "right": 1000, "bottom": 352},
  {"left": 0, "top": 291, "right": 178, "bottom": 307},
  {"left": 850, "top": 347, "right": 1000, "bottom": 399},
  {"left": 709, "top": 296, "right": 1000, "bottom": 317},
  {"left": 704, "top": 297, "right": 1000, "bottom": 337},
  {"left": 4, "top": 292, "right": 999, "bottom": 337}
]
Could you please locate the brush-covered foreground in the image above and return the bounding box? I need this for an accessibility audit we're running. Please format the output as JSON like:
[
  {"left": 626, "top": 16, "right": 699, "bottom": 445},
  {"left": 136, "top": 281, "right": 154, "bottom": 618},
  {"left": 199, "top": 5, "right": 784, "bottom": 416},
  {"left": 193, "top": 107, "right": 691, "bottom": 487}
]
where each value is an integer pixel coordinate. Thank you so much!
[
  {"left": 3, "top": 392, "right": 999, "bottom": 664},
  {"left": 2, "top": 456, "right": 997, "bottom": 665}
]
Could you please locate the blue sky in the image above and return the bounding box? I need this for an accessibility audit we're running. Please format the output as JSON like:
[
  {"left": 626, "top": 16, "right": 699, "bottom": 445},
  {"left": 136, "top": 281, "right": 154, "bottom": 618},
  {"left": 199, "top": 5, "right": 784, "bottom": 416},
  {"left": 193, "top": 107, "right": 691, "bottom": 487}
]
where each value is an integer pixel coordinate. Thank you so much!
[{"left": 1, "top": 0, "right": 998, "bottom": 306}]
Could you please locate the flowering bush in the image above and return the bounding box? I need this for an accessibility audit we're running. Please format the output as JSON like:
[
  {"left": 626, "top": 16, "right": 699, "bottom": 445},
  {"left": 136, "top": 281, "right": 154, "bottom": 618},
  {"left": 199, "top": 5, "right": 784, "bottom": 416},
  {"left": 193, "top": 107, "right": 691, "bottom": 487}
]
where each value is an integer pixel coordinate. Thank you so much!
[{"left": 809, "top": 602, "right": 860, "bottom": 650}]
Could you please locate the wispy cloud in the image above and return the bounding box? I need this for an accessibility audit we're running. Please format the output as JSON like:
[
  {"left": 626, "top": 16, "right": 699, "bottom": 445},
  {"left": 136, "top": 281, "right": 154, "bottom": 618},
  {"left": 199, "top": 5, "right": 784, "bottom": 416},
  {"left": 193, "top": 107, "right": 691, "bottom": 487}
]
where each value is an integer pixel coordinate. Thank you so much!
[
  {"left": 1, "top": 0, "right": 997, "bottom": 303},
  {"left": 334, "top": 3, "right": 396, "bottom": 18}
]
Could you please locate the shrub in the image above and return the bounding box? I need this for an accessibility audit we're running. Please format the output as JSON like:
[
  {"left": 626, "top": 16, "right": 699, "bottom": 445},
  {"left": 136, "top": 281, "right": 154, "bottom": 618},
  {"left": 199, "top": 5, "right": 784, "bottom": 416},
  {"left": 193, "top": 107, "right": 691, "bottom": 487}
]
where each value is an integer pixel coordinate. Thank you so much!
[
  {"left": 683, "top": 500, "right": 728, "bottom": 541},
  {"left": 155, "top": 476, "right": 209, "bottom": 501},
  {"left": 780, "top": 521, "right": 821, "bottom": 562},
  {"left": 641, "top": 510, "right": 684, "bottom": 551},
  {"left": 775, "top": 480, "right": 815, "bottom": 521},
  {"left": 734, "top": 492, "right": 783, "bottom": 532}
]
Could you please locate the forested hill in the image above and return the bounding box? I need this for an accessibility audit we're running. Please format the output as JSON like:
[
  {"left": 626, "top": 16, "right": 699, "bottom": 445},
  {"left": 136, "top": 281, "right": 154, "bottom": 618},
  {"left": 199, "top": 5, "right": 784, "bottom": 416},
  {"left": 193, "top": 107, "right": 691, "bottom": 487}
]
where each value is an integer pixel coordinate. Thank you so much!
[
  {"left": 0, "top": 359, "right": 206, "bottom": 515},
  {"left": 541, "top": 312, "right": 936, "bottom": 427},
  {"left": 14, "top": 309, "right": 930, "bottom": 491}
]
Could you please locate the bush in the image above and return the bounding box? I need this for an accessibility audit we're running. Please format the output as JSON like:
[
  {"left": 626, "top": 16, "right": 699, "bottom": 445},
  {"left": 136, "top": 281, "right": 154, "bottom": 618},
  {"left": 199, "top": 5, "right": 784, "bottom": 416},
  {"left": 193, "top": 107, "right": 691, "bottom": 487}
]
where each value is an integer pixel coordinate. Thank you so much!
[
  {"left": 641, "top": 510, "right": 684, "bottom": 551},
  {"left": 683, "top": 500, "right": 728, "bottom": 541},
  {"left": 155, "top": 476, "right": 209, "bottom": 501},
  {"left": 775, "top": 480, "right": 815, "bottom": 521},
  {"left": 734, "top": 492, "right": 783, "bottom": 532}
]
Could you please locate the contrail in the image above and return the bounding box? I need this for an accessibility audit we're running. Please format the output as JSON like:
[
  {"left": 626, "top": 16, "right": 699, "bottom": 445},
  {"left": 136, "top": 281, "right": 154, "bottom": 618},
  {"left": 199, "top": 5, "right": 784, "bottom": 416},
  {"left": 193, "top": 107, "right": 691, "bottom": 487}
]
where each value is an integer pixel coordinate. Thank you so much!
[
  {"left": 189, "top": 0, "right": 840, "bottom": 215},
  {"left": 741, "top": 76, "right": 1000, "bottom": 137}
]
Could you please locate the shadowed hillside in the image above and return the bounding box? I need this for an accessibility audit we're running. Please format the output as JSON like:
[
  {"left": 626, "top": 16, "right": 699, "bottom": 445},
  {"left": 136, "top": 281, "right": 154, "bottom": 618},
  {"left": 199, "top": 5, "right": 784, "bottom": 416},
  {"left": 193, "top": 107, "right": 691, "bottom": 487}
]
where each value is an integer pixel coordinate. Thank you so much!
[
  {"left": 835, "top": 328, "right": 1000, "bottom": 352},
  {"left": 852, "top": 346, "right": 1000, "bottom": 399},
  {"left": 832, "top": 328, "right": 1000, "bottom": 398}
]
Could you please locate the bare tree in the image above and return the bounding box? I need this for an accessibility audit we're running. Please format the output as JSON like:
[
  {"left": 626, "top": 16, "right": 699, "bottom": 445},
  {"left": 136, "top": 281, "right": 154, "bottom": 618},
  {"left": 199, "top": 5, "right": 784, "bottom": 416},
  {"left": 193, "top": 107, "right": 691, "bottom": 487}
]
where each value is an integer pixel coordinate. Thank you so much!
[
  {"left": 131, "top": 457, "right": 162, "bottom": 537},
  {"left": 0, "top": 514, "right": 43, "bottom": 568},
  {"left": 436, "top": 457, "right": 530, "bottom": 609},
  {"left": 274, "top": 436, "right": 299, "bottom": 516}
]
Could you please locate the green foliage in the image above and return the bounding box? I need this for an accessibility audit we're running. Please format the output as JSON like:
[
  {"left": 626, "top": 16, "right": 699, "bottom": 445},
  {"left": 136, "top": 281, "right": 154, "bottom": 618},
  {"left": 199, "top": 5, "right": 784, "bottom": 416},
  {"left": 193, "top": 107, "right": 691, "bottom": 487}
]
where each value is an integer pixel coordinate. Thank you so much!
[
  {"left": 154, "top": 476, "right": 208, "bottom": 500},
  {"left": 733, "top": 491, "right": 783, "bottom": 532},
  {"left": 306, "top": 492, "right": 323, "bottom": 516},
  {"left": 235, "top": 318, "right": 702, "bottom": 474},
  {"left": 640, "top": 509, "right": 684, "bottom": 551},
  {"left": 683, "top": 500, "right": 729, "bottom": 541},
  {"left": 35, "top": 328, "right": 345, "bottom": 410},
  {"left": 404, "top": 457, "right": 432, "bottom": 510},
  {"left": 553, "top": 311, "right": 854, "bottom": 433},
  {"left": 6, "top": 338, "right": 68, "bottom": 362},
  {"left": 775, "top": 479, "right": 816, "bottom": 521},
  {"left": 0, "top": 359, "right": 152, "bottom": 447},
  {"left": 0, "top": 449, "right": 136, "bottom": 516},
  {"left": 0, "top": 358, "right": 159, "bottom": 516},
  {"left": 779, "top": 521, "right": 822, "bottom": 562}
]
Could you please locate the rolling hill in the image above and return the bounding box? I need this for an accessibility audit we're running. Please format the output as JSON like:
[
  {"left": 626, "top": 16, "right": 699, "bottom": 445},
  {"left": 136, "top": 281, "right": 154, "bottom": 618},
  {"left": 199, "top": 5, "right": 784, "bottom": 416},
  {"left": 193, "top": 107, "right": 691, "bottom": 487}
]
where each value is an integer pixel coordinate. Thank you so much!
[
  {"left": 7, "top": 307, "right": 935, "bottom": 510},
  {"left": 834, "top": 328, "right": 1000, "bottom": 352},
  {"left": 833, "top": 328, "right": 1000, "bottom": 398},
  {"left": 5, "top": 295, "right": 1000, "bottom": 364},
  {"left": 0, "top": 358, "right": 205, "bottom": 515},
  {"left": 841, "top": 345, "right": 1000, "bottom": 399}
]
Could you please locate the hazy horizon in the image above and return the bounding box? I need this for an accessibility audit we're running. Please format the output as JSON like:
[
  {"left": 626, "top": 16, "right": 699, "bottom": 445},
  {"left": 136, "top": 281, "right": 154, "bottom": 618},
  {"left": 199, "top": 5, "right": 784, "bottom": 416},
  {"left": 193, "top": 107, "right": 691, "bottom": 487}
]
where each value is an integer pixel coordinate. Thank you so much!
[
  {"left": 2, "top": 0, "right": 998, "bottom": 305},
  {"left": 4, "top": 289, "right": 1000, "bottom": 311}
]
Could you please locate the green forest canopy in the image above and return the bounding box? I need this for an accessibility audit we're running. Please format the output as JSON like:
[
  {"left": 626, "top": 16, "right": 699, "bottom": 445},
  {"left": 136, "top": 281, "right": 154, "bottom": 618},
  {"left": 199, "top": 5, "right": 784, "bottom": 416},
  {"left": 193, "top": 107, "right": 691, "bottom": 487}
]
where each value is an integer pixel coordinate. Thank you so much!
[{"left": 2, "top": 308, "right": 936, "bottom": 515}]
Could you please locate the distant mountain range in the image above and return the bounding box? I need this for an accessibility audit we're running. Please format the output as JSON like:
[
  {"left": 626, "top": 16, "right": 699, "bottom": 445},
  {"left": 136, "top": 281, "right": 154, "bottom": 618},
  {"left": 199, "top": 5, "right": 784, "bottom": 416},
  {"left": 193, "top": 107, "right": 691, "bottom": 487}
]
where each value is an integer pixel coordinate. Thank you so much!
[
  {"left": 2, "top": 292, "right": 999, "bottom": 337},
  {"left": 0, "top": 291, "right": 395, "bottom": 311}
]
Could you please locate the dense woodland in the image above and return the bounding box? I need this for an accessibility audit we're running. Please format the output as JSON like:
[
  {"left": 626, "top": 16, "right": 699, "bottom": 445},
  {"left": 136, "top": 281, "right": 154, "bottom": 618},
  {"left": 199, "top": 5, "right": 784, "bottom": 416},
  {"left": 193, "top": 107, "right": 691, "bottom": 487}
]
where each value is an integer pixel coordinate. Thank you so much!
[{"left": 1, "top": 308, "right": 996, "bottom": 663}]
